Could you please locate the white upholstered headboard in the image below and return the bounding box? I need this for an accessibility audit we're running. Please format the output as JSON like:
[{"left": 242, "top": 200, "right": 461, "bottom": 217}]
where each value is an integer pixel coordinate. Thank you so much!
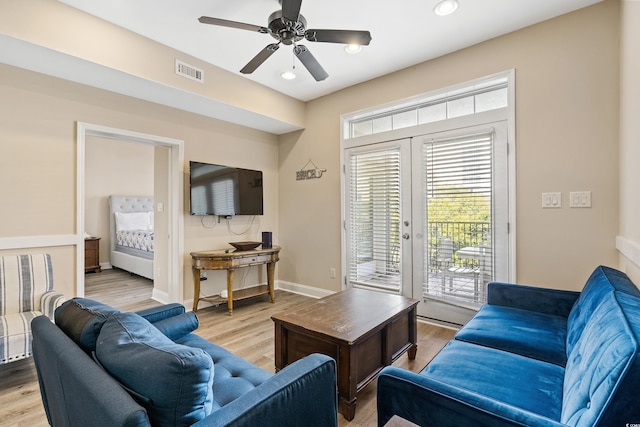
[{"left": 108, "top": 195, "right": 154, "bottom": 251}]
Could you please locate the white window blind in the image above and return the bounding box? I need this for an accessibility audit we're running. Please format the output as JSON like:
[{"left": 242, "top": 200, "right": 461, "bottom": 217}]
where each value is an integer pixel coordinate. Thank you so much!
[
  {"left": 422, "top": 132, "right": 494, "bottom": 305},
  {"left": 348, "top": 147, "right": 402, "bottom": 291}
]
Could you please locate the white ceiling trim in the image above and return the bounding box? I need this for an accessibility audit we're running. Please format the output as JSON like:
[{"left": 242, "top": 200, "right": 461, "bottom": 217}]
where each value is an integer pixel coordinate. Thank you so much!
[{"left": 0, "top": 34, "right": 302, "bottom": 135}]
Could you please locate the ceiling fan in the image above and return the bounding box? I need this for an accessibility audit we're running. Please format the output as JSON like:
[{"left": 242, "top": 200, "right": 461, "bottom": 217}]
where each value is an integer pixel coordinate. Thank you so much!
[{"left": 198, "top": 0, "right": 372, "bottom": 81}]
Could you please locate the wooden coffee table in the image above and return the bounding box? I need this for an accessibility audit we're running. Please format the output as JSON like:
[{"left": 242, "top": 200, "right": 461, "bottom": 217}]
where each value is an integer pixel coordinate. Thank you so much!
[{"left": 271, "top": 288, "right": 419, "bottom": 421}]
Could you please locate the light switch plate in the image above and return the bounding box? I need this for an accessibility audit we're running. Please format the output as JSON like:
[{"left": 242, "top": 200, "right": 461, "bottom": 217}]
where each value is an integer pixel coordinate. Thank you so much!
[
  {"left": 542, "top": 192, "right": 562, "bottom": 208},
  {"left": 570, "top": 191, "right": 591, "bottom": 208}
]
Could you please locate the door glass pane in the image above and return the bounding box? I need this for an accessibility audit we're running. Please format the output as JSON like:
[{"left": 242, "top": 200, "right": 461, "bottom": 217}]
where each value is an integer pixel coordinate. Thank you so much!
[
  {"left": 347, "top": 147, "right": 402, "bottom": 291},
  {"left": 422, "top": 132, "right": 494, "bottom": 306}
]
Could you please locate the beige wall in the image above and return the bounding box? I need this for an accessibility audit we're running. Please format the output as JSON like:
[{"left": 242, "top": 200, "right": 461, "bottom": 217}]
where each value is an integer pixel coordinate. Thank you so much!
[
  {"left": 0, "top": 63, "right": 279, "bottom": 301},
  {"left": 85, "top": 136, "right": 154, "bottom": 264},
  {"left": 618, "top": 0, "right": 640, "bottom": 283},
  {"left": 279, "top": 0, "right": 621, "bottom": 292}
]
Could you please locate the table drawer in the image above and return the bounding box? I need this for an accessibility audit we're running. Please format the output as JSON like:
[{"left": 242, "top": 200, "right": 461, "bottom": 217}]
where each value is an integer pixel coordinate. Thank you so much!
[{"left": 232, "top": 254, "right": 271, "bottom": 267}]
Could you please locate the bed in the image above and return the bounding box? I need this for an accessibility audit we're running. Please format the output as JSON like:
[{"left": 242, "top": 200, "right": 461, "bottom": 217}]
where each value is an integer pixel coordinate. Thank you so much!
[{"left": 108, "top": 195, "right": 154, "bottom": 280}]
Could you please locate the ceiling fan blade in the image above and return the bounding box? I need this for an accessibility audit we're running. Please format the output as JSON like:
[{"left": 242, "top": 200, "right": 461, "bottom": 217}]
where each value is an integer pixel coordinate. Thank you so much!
[
  {"left": 305, "top": 29, "right": 372, "bottom": 45},
  {"left": 240, "top": 43, "right": 280, "bottom": 74},
  {"left": 293, "top": 45, "right": 328, "bottom": 81},
  {"left": 198, "top": 16, "right": 268, "bottom": 34},
  {"left": 281, "top": 0, "right": 303, "bottom": 24}
]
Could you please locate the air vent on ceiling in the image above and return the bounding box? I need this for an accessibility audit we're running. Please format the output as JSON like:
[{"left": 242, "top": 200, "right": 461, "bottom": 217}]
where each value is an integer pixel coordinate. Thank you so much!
[{"left": 175, "top": 59, "right": 204, "bottom": 83}]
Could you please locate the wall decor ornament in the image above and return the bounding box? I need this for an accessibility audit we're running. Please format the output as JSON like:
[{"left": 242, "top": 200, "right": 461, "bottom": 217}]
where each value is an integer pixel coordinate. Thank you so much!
[{"left": 296, "top": 159, "right": 327, "bottom": 181}]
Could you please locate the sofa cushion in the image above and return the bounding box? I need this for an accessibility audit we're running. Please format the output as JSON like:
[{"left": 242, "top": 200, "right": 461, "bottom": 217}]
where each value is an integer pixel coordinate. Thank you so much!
[
  {"left": 54, "top": 298, "right": 119, "bottom": 352},
  {"left": 455, "top": 305, "right": 568, "bottom": 366},
  {"left": 177, "top": 333, "right": 272, "bottom": 410},
  {"left": 562, "top": 291, "right": 640, "bottom": 426},
  {"left": 95, "top": 312, "right": 214, "bottom": 427},
  {"left": 420, "top": 340, "right": 565, "bottom": 421},
  {"left": 567, "top": 266, "right": 640, "bottom": 355}
]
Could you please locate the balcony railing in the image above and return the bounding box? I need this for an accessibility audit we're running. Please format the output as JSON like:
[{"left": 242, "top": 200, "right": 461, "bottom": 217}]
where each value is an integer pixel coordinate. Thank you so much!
[
  {"left": 427, "top": 221, "right": 491, "bottom": 271},
  {"left": 424, "top": 221, "right": 492, "bottom": 305}
]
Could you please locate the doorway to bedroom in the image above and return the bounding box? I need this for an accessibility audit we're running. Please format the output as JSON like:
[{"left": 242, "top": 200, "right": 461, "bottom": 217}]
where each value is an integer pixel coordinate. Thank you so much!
[
  {"left": 76, "top": 123, "right": 184, "bottom": 304},
  {"left": 84, "top": 138, "right": 157, "bottom": 291}
]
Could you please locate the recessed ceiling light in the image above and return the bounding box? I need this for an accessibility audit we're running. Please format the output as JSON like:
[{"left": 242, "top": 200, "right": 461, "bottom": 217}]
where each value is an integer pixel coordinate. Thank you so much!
[
  {"left": 281, "top": 70, "right": 296, "bottom": 80},
  {"left": 344, "top": 44, "right": 362, "bottom": 54},
  {"left": 433, "top": 0, "right": 459, "bottom": 16}
]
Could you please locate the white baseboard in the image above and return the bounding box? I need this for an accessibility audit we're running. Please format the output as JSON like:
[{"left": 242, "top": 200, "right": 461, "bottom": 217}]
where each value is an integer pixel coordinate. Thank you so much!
[
  {"left": 152, "top": 288, "right": 169, "bottom": 304},
  {"left": 276, "top": 280, "right": 335, "bottom": 299}
]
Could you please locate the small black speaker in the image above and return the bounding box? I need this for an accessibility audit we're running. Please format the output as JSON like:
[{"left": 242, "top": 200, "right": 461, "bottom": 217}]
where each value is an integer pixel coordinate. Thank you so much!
[{"left": 262, "top": 231, "right": 272, "bottom": 248}]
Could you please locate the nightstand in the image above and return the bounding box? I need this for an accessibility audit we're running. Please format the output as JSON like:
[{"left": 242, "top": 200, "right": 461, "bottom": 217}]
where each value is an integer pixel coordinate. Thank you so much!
[{"left": 84, "top": 237, "right": 101, "bottom": 274}]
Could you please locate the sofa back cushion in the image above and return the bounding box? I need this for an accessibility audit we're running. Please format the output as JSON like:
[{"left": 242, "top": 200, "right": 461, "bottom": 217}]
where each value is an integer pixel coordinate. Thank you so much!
[
  {"left": 562, "top": 291, "right": 640, "bottom": 426},
  {"left": 0, "top": 254, "right": 54, "bottom": 315},
  {"left": 55, "top": 298, "right": 120, "bottom": 353},
  {"left": 95, "top": 312, "right": 214, "bottom": 427},
  {"left": 567, "top": 266, "right": 640, "bottom": 355}
]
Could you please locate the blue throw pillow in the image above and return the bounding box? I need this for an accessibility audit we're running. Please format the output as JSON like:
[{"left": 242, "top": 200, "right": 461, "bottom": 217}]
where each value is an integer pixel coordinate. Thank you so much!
[
  {"left": 151, "top": 311, "right": 199, "bottom": 341},
  {"left": 95, "top": 312, "right": 214, "bottom": 427},
  {"left": 54, "top": 298, "right": 120, "bottom": 352}
]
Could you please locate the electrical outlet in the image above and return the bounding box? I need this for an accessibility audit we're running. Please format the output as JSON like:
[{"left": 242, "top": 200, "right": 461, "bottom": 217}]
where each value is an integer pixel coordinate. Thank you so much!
[{"left": 330, "top": 268, "right": 336, "bottom": 279}]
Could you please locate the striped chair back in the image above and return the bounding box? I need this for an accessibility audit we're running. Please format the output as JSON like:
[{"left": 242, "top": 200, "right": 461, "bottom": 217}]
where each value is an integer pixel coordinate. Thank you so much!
[{"left": 0, "top": 254, "right": 54, "bottom": 316}]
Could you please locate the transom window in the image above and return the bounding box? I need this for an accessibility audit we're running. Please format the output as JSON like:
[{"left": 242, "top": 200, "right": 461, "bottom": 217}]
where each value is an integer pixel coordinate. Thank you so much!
[{"left": 345, "top": 78, "right": 508, "bottom": 139}]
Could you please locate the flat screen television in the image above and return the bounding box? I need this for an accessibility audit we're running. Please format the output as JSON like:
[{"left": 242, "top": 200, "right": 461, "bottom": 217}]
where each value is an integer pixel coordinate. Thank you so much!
[{"left": 189, "top": 161, "right": 263, "bottom": 216}]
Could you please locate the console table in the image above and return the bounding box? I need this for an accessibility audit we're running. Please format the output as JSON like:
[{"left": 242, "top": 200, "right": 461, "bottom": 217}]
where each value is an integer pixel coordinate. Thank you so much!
[{"left": 191, "top": 246, "right": 280, "bottom": 315}]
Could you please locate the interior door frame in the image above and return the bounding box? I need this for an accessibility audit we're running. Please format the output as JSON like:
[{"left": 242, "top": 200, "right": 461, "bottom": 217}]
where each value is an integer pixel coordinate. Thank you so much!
[{"left": 75, "top": 122, "right": 185, "bottom": 303}]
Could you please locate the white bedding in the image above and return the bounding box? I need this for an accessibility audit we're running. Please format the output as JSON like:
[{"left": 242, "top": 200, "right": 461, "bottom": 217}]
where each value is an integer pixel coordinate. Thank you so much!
[
  {"left": 115, "top": 229, "right": 154, "bottom": 259},
  {"left": 109, "top": 196, "right": 154, "bottom": 279}
]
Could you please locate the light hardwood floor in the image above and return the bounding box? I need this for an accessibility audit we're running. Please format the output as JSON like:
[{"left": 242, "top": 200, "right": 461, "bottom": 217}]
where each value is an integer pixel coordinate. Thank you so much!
[{"left": 0, "top": 269, "right": 456, "bottom": 426}]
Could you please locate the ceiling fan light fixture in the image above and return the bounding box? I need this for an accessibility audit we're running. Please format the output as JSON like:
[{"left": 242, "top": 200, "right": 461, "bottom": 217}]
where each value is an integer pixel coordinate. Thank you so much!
[
  {"left": 345, "top": 44, "right": 362, "bottom": 54},
  {"left": 281, "top": 70, "right": 297, "bottom": 80},
  {"left": 433, "top": 0, "right": 459, "bottom": 16}
]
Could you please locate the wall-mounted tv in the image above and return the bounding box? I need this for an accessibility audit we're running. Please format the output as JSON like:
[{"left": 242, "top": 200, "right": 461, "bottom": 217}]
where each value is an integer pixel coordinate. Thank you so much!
[{"left": 189, "top": 161, "right": 263, "bottom": 216}]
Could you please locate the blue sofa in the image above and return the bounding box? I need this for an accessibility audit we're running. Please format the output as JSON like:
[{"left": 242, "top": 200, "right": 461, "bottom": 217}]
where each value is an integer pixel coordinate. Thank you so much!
[
  {"left": 377, "top": 266, "right": 640, "bottom": 426},
  {"left": 32, "top": 298, "right": 337, "bottom": 427}
]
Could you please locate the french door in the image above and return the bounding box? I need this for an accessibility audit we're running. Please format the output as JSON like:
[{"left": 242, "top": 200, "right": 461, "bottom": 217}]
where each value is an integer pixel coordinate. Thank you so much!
[{"left": 344, "top": 122, "right": 509, "bottom": 324}]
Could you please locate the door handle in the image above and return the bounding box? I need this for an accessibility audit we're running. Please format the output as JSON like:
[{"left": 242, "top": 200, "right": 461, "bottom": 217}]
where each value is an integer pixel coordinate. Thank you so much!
[{"left": 402, "top": 233, "right": 410, "bottom": 240}]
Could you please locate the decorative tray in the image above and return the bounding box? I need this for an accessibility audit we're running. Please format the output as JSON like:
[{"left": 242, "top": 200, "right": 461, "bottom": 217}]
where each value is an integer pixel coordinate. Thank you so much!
[{"left": 229, "top": 241, "right": 262, "bottom": 251}]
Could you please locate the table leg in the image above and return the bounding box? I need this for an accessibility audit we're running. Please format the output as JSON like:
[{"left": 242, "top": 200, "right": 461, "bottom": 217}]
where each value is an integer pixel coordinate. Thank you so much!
[
  {"left": 408, "top": 343, "right": 418, "bottom": 360},
  {"left": 226, "top": 269, "right": 234, "bottom": 316},
  {"left": 267, "top": 262, "right": 275, "bottom": 303},
  {"left": 192, "top": 268, "right": 201, "bottom": 312}
]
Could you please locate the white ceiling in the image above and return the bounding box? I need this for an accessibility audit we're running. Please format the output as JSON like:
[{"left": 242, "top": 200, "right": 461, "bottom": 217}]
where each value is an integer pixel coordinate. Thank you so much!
[{"left": 57, "top": 0, "right": 602, "bottom": 102}]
